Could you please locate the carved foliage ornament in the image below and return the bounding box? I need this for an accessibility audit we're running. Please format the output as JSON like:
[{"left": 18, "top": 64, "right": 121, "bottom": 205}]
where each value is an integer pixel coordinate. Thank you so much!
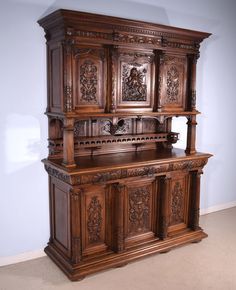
[
  {"left": 129, "top": 187, "right": 150, "bottom": 234},
  {"left": 87, "top": 196, "right": 102, "bottom": 243},
  {"left": 80, "top": 60, "right": 98, "bottom": 103},
  {"left": 171, "top": 182, "right": 184, "bottom": 224},
  {"left": 122, "top": 64, "right": 147, "bottom": 101},
  {"left": 166, "top": 66, "right": 180, "bottom": 103}
]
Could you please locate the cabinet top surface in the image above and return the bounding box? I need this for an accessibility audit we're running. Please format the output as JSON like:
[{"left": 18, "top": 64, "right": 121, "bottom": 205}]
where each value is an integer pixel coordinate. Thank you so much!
[
  {"left": 38, "top": 8, "right": 211, "bottom": 41},
  {"left": 43, "top": 148, "right": 212, "bottom": 174}
]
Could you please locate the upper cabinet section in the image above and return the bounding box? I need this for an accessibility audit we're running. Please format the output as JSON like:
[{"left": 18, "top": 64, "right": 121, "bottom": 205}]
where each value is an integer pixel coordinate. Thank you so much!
[{"left": 38, "top": 9, "right": 211, "bottom": 115}]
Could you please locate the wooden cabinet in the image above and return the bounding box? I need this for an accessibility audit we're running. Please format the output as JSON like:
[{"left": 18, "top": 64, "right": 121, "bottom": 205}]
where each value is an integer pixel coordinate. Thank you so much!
[{"left": 39, "top": 9, "right": 212, "bottom": 281}]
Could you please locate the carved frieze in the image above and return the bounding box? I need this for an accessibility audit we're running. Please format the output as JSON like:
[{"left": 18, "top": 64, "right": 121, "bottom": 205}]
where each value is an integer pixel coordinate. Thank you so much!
[
  {"left": 128, "top": 186, "right": 150, "bottom": 234},
  {"left": 87, "top": 196, "right": 102, "bottom": 243},
  {"left": 44, "top": 165, "right": 70, "bottom": 183},
  {"left": 44, "top": 159, "right": 208, "bottom": 186}
]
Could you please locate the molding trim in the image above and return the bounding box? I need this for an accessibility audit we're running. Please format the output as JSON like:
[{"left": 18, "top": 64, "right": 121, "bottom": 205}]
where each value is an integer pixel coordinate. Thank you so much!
[
  {"left": 200, "top": 201, "right": 236, "bottom": 216},
  {"left": 1, "top": 201, "right": 236, "bottom": 267},
  {"left": 0, "top": 249, "right": 46, "bottom": 267}
]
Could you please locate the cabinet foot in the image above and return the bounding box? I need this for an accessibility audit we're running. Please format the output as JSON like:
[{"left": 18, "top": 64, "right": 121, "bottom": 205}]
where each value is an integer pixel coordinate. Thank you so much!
[
  {"left": 160, "top": 249, "right": 171, "bottom": 254},
  {"left": 114, "top": 262, "right": 128, "bottom": 268}
]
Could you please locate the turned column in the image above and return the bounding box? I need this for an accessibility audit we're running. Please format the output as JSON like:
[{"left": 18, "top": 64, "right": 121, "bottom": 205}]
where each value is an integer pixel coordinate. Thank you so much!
[
  {"left": 159, "top": 175, "right": 171, "bottom": 239},
  {"left": 188, "top": 54, "right": 199, "bottom": 111},
  {"left": 113, "top": 183, "right": 125, "bottom": 252},
  {"left": 62, "top": 118, "right": 76, "bottom": 167},
  {"left": 185, "top": 115, "right": 197, "bottom": 154},
  {"left": 189, "top": 169, "right": 203, "bottom": 231}
]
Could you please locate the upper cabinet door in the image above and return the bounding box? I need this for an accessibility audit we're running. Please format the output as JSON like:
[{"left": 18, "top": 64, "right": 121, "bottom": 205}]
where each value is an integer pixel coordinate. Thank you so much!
[
  {"left": 72, "top": 45, "right": 107, "bottom": 113},
  {"left": 113, "top": 47, "right": 155, "bottom": 112},
  {"left": 159, "top": 54, "right": 188, "bottom": 112}
]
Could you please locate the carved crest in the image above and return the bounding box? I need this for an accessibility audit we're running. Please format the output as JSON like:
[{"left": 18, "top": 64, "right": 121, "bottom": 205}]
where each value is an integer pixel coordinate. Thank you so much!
[
  {"left": 87, "top": 196, "right": 102, "bottom": 242},
  {"left": 80, "top": 60, "right": 98, "bottom": 103},
  {"left": 166, "top": 66, "right": 180, "bottom": 103},
  {"left": 128, "top": 187, "right": 150, "bottom": 234},
  {"left": 122, "top": 64, "right": 147, "bottom": 101}
]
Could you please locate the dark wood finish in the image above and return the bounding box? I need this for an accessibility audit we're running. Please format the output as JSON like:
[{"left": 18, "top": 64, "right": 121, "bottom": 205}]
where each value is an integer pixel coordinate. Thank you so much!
[{"left": 38, "top": 9, "right": 212, "bottom": 281}]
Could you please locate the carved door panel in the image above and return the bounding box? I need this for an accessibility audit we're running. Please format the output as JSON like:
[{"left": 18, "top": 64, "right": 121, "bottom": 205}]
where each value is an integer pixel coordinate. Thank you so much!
[
  {"left": 159, "top": 54, "right": 187, "bottom": 111},
  {"left": 113, "top": 48, "right": 155, "bottom": 112},
  {"left": 123, "top": 179, "right": 158, "bottom": 247},
  {"left": 80, "top": 184, "right": 111, "bottom": 257},
  {"left": 72, "top": 45, "right": 107, "bottom": 112},
  {"left": 168, "top": 171, "right": 190, "bottom": 233}
]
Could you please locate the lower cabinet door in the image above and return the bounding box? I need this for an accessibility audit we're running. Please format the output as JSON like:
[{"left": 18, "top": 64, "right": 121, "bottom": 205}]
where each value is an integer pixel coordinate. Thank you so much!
[
  {"left": 123, "top": 178, "right": 158, "bottom": 247},
  {"left": 168, "top": 171, "right": 190, "bottom": 233},
  {"left": 80, "top": 184, "right": 112, "bottom": 257}
]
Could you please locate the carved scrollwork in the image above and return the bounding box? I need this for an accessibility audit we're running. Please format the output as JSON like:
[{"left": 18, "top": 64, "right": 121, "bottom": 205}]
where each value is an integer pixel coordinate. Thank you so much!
[
  {"left": 80, "top": 60, "right": 98, "bottom": 103},
  {"left": 170, "top": 182, "right": 184, "bottom": 224},
  {"left": 87, "top": 196, "right": 102, "bottom": 243},
  {"left": 166, "top": 66, "right": 180, "bottom": 103},
  {"left": 129, "top": 187, "right": 150, "bottom": 234}
]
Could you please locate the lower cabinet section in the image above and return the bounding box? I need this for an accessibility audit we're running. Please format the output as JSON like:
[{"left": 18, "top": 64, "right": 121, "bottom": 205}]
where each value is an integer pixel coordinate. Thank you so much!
[{"left": 46, "top": 162, "right": 208, "bottom": 281}]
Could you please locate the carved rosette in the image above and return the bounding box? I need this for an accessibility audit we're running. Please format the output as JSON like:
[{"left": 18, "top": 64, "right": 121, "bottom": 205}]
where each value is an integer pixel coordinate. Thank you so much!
[
  {"left": 122, "top": 64, "right": 147, "bottom": 101},
  {"left": 80, "top": 60, "right": 98, "bottom": 103},
  {"left": 170, "top": 182, "right": 184, "bottom": 225},
  {"left": 128, "top": 187, "right": 150, "bottom": 234},
  {"left": 87, "top": 196, "right": 102, "bottom": 243}
]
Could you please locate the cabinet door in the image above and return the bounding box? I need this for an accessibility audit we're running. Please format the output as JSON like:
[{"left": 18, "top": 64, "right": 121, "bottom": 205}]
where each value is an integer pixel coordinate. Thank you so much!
[
  {"left": 123, "top": 179, "right": 158, "bottom": 247},
  {"left": 168, "top": 171, "right": 190, "bottom": 233},
  {"left": 113, "top": 47, "right": 155, "bottom": 112},
  {"left": 72, "top": 45, "right": 107, "bottom": 112},
  {"left": 80, "top": 184, "right": 111, "bottom": 257},
  {"left": 159, "top": 54, "right": 187, "bottom": 111}
]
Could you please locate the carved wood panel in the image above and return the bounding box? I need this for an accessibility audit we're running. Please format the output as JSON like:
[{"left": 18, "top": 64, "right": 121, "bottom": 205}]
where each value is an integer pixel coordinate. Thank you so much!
[
  {"left": 168, "top": 172, "right": 189, "bottom": 232},
  {"left": 73, "top": 46, "right": 107, "bottom": 112},
  {"left": 124, "top": 179, "right": 157, "bottom": 245},
  {"left": 159, "top": 54, "right": 187, "bottom": 111},
  {"left": 114, "top": 48, "right": 155, "bottom": 111},
  {"left": 80, "top": 185, "right": 110, "bottom": 256}
]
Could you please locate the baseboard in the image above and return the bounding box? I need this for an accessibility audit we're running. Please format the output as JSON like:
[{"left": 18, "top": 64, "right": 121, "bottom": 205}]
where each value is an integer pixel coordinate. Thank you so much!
[
  {"left": 1, "top": 202, "right": 235, "bottom": 267},
  {"left": 0, "top": 249, "right": 46, "bottom": 267},
  {"left": 200, "top": 201, "right": 236, "bottom": 215}
]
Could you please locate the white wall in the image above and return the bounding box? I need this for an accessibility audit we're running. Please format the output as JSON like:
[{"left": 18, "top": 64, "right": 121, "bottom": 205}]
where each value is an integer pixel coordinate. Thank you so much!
[{"left": 0, "top": 0, "right": 235, "bottom": 260}]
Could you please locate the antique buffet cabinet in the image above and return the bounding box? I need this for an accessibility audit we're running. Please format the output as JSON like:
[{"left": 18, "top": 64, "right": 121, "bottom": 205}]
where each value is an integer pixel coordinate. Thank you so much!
[{"left": 38, "top": 9, "right": 212, "bottom": 281}]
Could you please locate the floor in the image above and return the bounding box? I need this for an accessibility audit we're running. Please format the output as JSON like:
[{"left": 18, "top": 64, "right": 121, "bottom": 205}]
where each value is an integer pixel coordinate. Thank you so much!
[{"left": 0, "top": 207, "right": 236, "bottom": 290}]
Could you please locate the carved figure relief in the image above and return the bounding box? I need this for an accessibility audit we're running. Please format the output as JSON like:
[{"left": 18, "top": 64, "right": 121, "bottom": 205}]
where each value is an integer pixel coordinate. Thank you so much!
[
  {"left": 80, "top": 60, "right": 98, "bottom": 103},
  {"left": 128, "top": 187, "right": 150, "bottom": 234},
  {"left": 122, "top": 64, "right": 147, "bottom": 101},
  {"left": 101, "top": 119, "right": 131, "bottom": 135},
  {"left": 170, "top": 182, "right": 184, "bottom": 224},
  {"left": 166, "top": 66, "right": 180, "bottom": 103},
  {"left": 87, "top": 196, "right": 102, "bottom": 242}
]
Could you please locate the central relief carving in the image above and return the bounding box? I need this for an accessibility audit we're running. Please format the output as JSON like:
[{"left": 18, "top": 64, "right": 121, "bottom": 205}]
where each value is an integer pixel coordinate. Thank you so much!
[
  {"left": 128, "top": 187, "right": 150, "bottom": 234},
  {"left": 122, "top": 64, "right": 147, "bottom": 101},
  {"left": 80, "top": 60, "right": 98, "bottom": 103},
  {"left": 171, "top": 181, "right": 184, "bottom": 225},
  {"left": 87, "top": 196, "right": 102, "bottom": 243},
  {"left": 166, "top": 66, "right": 180, "bottom": 103}
]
